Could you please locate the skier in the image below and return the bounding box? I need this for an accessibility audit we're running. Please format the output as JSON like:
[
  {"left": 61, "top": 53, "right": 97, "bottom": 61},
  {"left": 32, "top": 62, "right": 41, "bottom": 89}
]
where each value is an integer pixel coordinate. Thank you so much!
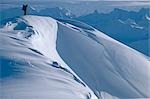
[{"left": 22, "top": 4, "right": 28, "bottom": 15}]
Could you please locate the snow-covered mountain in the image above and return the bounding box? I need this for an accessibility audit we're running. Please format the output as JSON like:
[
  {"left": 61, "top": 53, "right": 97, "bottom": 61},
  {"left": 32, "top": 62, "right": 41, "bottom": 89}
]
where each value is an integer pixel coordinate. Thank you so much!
[
  {"left": 0, "top": 7, "right": 75, "bottom": 25},
  {"left": 0, "top": 15, "right": 150, "bottom": 99},
  {"left": 39, "top": 7, "right": 76, "bottom": 19},
  {"left": 0, "top": 6, "right": 38, "bottom": 23},
  {"left": 76, "top": 8, "right": 150, "bottom": 56},
  {"left": 1, "top": 7, "right": 148, "bottom": 56}
]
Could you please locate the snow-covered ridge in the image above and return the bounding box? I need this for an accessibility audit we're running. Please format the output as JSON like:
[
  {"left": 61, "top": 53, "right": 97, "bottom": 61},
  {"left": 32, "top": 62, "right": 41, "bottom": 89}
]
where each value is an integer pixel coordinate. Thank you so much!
[
  {"left": 0, "top": 15, "right": 150, "bottom": 99},
  {"left": 0, "top": 15, "right": 97, "bottom": 99}
]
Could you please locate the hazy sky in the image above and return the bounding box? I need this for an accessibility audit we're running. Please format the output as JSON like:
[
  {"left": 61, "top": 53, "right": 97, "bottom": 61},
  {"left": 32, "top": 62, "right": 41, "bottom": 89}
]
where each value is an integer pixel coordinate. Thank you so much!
[
  {"left": 1, "top": 0, "right": 150, "bottom": 4},
  {"left": 1, "top": 0, "right": 150, "bottom": 2}
]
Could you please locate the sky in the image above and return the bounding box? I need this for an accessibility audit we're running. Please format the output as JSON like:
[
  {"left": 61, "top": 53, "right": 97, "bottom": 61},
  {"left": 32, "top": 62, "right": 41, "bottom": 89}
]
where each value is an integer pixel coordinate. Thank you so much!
[
  {"left": 1, "top": 0, "right": 150, "bottom": 2},
  {"left": 1, "top": 0, "right": 150, "bottom": 4}
]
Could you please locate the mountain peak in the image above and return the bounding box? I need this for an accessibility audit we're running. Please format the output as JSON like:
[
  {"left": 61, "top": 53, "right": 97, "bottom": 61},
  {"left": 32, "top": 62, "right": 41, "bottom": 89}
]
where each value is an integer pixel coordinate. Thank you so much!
[{"left": 1, "top": 15, "right": 150, "bottom": 99}]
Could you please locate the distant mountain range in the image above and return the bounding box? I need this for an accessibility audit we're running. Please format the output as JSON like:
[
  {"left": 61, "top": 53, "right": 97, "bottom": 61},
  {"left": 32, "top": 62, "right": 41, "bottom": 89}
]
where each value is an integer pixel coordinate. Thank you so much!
[
  {"left": 39, "top": 7, "right": 76, "bottom": 19},
  {"left": 0, "top": 6, "right": 37, "bottom": 22},
  {"left": 0, "top": 6, "right": 75, "bottom": 23},
  {"left": 0, "top": 7, "right": 149, "bottom": 56}
]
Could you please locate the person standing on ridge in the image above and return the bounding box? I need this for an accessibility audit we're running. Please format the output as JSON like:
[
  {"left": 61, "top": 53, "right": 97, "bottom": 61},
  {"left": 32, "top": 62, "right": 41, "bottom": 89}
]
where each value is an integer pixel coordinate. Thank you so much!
[{"left": 22, "top": 4, "right": 28, "bottom": 15}]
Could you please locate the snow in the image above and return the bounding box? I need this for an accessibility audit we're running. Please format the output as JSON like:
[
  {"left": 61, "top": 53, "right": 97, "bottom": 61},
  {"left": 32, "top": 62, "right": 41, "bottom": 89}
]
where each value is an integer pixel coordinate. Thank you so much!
[
  {"left": 118, "top": 18, "right": 144, "bottom": 29},
  {"left": 0, "top": 15, "right": 97, "bottom": 99},
  {"left": 57, "top": 18, "right": 150, "bottom": 98},
  {"left": 100, "top": 91, "right": 119, "bottom": 99},
  {"left": 145, "top": 14, "right": 150, "bottom": 21},
  {"left": 0, "top": 15, "right": 150, "bottom": 99}
]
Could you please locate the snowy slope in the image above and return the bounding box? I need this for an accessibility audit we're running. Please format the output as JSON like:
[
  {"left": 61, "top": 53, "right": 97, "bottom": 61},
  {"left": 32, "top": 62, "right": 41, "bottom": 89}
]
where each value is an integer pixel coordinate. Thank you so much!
[
  {"left": 0, "top": 15, "right": 150, "bottom": 99},
  {"left": 0, "top": 16, "right": 97, "bottom": 99},
  {"left": 56, "top": 19, "right": 150, "bottom": 98}
]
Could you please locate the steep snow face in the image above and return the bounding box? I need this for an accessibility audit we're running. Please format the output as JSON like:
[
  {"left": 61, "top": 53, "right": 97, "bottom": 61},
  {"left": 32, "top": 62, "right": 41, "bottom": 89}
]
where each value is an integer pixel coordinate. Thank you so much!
[
  {"left": 56, "top": 19, "right": 150, "bottom": 98},
  {"left": 22, "top": 16, "right": 65, "bottom": 66},
  {"left": 0, "top": 16, "right": 98, "bottom": 99},
  {"left": 0, "top": 15, "right": 150, "bottom": 99}
]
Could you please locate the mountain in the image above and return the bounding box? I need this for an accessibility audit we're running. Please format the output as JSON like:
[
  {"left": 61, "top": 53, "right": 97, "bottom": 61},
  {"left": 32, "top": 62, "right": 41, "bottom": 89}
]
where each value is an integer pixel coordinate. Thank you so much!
[
  {"left": 76, "top": 8, "right": 150, "bottom": 56},
  {"left": 1, "top": 7, "right": 148, "bottom": 56},
  {"left": 0, "top": 7, "right": 75, "bottom": 26},
  {"left": 39, "top": 7, "right": 76, "bottom": 19},
  {"left": 0, "top": 6, "right": 38, "bottom": 23},
  {"left": 0, "top": 15, "right": 150, "bottom": 99}
]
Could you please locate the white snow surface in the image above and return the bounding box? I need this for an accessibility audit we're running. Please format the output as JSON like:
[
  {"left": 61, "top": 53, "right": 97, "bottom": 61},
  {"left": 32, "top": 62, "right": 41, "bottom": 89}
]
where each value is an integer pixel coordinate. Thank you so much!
[{"left": 0, "top": 15, "right": 150, "bottom": 99}]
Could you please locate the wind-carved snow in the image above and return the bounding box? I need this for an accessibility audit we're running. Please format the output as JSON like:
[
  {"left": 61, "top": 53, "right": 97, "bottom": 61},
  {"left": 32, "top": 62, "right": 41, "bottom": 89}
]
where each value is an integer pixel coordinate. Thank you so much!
[
  {"left": 0, "top": 15, "right": 97, "bottom": 99},
  {"left": 23, "top": 16, "right": 65, "bottom": 65},
  {"left": 0, "top": 15, "right": 150, "bottom": 99}
]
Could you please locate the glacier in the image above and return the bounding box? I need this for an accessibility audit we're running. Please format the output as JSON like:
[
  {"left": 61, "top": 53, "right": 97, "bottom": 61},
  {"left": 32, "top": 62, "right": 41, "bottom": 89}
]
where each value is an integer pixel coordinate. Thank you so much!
[{"left": 0, "top": 15, "right": 150, "bottom": 99}]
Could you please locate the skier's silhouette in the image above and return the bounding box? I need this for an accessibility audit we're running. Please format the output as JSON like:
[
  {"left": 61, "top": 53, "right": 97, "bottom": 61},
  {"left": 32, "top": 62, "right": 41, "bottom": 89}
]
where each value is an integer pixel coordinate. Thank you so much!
[{"left": 22, "top": 4, "right": 28, "bottom": 15}]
